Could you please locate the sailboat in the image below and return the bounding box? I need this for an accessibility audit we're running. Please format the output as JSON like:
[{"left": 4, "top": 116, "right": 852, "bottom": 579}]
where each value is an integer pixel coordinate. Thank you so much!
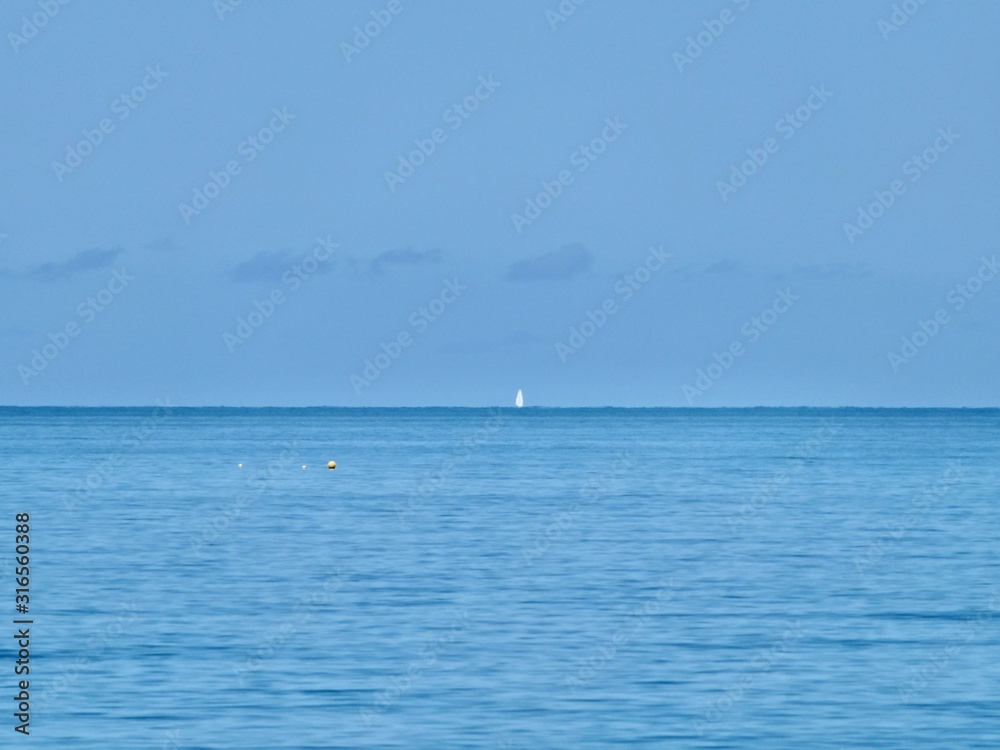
[{"left": 515, "top": 389, "right": 524, "bottom": 408}]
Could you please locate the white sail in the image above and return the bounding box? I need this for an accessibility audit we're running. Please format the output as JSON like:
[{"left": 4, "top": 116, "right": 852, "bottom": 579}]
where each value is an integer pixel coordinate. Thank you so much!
[{"left": 515, "top": 389, "right": 523, "bottom": 408}]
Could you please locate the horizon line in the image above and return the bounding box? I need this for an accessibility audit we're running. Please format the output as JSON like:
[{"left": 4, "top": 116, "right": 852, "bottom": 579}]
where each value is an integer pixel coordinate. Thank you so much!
[{"left": 1, "top": 404, "right": 998, "bottom": 410}]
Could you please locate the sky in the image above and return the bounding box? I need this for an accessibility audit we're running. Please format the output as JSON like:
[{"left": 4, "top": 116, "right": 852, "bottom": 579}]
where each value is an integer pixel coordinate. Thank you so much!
[{"left": 1, "top": 0, "right": 998, "bottom": 407}]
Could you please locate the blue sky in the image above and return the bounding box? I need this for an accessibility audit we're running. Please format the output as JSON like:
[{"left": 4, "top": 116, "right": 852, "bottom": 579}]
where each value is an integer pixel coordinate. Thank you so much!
[{"left": 2, "top": 0, "right": 998, "bottom": 406}]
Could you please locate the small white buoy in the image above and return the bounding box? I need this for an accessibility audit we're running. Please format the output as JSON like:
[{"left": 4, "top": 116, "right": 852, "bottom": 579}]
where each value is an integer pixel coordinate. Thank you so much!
[
  {"left": 238, "top": 463, "right": 243, "bottom": 468},
  {"left": 302, "top": 465, "right": 307, "bottom": 469}
]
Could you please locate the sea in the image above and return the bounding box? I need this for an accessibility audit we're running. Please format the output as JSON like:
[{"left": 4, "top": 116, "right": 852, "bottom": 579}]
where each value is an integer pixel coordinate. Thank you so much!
[{"left": 2, "top": 406, "right": 999, "bottom": 748}]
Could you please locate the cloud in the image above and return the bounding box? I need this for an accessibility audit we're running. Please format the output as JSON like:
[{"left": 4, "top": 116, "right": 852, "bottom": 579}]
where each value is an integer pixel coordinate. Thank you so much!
[
  {"left": 703, "top": 258, "right": 741, "bottom": 275},
  {"left": 366, "top": 247, "right": 442, "bottom": 275},
  {"left": 232, "top": 245, "right": 434, "bottom": 283},
  {"left": 231, "top": 250, "right": 297, "bottom": 282},
  {"left": 506, "top": 243, "right": 593, "bottom": 281},
  {"left": 230, "top": 248, "right": 334, "bottom": 282},
  {"left": 793, "top": 262, "right": 873, "bottom": 279},
  {"left": 145, "top": 237, "right": 178, "bottom": 253},
  {"left": 9, "top": 247, "right": 123, "bottom": 282},
  {"left": 770, "top": 262, "right": 874, "bottom": 281}
]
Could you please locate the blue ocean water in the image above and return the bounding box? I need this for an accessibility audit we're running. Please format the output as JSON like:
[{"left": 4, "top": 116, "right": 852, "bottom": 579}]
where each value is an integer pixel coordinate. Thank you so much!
[{"left": 2, "top": 407, "right": 999, "bottom": 749}]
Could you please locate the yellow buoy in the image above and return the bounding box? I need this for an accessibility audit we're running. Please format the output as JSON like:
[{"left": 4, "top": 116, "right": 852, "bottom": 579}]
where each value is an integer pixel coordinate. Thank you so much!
[{"left": 328, "top": 461, "right": 336, "bottom": 470}]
